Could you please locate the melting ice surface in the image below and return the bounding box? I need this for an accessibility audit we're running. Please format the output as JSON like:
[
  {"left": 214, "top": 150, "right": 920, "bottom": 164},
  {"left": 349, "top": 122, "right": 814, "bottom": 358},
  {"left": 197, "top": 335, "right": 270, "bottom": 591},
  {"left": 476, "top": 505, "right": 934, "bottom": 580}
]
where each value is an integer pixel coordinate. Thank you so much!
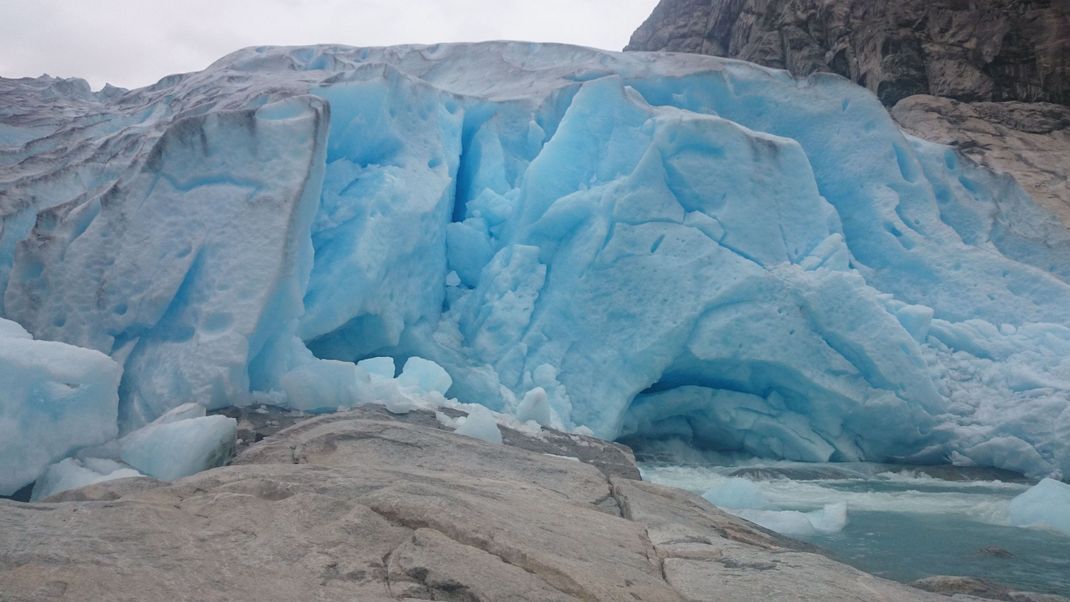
[
  {"left": 639, "top": 446, "right": 1070, "bottom": 596},
  {"left": 2, "top": 43, "right": 1070, "bottom": 495}
]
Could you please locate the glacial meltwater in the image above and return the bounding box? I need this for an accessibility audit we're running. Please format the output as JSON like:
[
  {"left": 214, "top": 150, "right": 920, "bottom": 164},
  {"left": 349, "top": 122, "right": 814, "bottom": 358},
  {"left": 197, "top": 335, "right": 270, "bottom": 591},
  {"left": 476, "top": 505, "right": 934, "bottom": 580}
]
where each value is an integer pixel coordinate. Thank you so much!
[{"left": 637, "top": 445, "right": 1070, "bottom": 597}]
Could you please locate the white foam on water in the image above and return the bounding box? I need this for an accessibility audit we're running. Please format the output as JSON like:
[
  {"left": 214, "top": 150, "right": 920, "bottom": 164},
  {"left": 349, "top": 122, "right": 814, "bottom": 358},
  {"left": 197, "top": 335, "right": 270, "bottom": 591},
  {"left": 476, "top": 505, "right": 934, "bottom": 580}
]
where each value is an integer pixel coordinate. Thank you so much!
[
  {"left": 734, "top": 503, "right": 849, "bottom": 537},
  {"left": 642, "top": 462, "right": 1029, "bottom": 530}
]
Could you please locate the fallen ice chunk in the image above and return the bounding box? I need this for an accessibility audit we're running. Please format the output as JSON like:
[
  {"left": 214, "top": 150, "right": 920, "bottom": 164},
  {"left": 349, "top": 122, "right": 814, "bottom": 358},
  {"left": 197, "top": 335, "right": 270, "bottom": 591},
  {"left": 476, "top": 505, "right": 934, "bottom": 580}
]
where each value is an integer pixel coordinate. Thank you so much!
[
  {"left": 376, "top": 379, "right": 421, "bottom": 415},
  {"left": 152, "top": 402, "right": 208, "bottom": 424},
  {"left": 120, "top": 415, "right": 237, "bottom": 481},
  {"left": 29, "top": 457, "right": 142, "bottom": 501},
  {"left": 1008, "top": 478, "right": 1070, "bottom": 536},
  {"left": 735, "top": 502, "right": 848, "bottom": 537},
  {"left": 703, "top": 478, "right": 770, "bottom": 510},
  {"left": 516, "top": 387, "right": 552, "bottom": 427},
  {"left": 398, "top": 357, "right": 453, "bottom": 395},
  {"left": 0, "top": 318, "right": 122, "bottom": 495},
  {"left": 810, "top": 502, "right": 849, "bottom": 533},
  {"left": 454, "top": 406, "right": 502, "bottom": 444},
  {"left": 435, "top": 410, "right": 459, "bottom": 429},
  {"left": 280, "top": 359, "right": 368, "bottom": 411},
  {"left": 358, "top": 356, "right": 396, "bottom": 380}
]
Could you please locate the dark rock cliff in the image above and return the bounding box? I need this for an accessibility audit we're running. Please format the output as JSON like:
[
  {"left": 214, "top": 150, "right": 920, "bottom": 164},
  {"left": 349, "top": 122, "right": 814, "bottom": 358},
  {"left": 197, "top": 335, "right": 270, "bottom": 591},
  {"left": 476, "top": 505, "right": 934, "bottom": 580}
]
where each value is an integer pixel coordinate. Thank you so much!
[{"left": 626, "top": 0, "right": 1070, "bottom": 107}]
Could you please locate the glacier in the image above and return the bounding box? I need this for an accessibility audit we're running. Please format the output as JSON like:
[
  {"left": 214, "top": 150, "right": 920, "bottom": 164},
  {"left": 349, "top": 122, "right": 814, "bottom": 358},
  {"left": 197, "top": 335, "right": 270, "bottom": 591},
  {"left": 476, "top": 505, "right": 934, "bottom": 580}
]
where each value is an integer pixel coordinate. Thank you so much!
[{"left": 2, "top": 42, "right": 1070, "bottom": 492}]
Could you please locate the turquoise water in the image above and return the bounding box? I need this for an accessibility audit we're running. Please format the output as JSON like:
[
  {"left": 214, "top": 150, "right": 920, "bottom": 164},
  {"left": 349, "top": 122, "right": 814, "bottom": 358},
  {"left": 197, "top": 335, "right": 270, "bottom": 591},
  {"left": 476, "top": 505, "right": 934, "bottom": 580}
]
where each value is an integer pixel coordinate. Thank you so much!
[
  {"left": 810, "top": 510, "right": 1070, "bottom": 595},
  {"left": 639, "top": 454, "right": 1070, "bottom": 596}
]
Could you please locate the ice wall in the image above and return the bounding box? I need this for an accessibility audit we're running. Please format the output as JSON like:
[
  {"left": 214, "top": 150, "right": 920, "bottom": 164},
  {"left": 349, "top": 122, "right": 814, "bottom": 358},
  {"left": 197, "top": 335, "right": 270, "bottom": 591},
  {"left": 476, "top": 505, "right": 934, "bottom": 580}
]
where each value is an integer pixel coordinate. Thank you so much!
[
  {"left": 5, "top": 96, "right": 329, "bottom": 430},
  {"left": 2, "top": 43, "right": 1069, "bottom": 478}
]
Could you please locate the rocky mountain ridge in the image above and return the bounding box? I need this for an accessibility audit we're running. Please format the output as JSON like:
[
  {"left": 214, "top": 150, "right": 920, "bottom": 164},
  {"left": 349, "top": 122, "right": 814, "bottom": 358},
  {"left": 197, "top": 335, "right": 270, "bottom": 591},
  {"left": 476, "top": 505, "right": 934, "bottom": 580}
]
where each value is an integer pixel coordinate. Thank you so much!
[{"left": 626, "top": 0, "right": 1070, "bottom": 107}]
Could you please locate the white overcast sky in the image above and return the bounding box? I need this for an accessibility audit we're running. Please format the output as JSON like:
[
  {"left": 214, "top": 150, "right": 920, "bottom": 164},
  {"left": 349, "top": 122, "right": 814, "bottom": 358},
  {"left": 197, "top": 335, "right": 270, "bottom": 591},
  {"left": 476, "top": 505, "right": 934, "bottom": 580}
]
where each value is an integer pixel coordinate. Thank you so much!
[{"left": 0, "top": 0, "right": 660, "bottom": 90}]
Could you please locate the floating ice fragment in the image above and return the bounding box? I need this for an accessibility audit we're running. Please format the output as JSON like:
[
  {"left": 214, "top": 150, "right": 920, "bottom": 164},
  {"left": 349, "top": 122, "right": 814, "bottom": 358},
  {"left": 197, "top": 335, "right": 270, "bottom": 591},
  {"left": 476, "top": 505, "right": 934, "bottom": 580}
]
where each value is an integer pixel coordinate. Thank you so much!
[
  {"left": 703, "top": 478, "right": 770, "bottom": 510},
  {"left": 735, "top": 502, "right": 849, "bottom": 537},
  {"left": 1008, "top": 478, "right": 1070, "bottom": 537}
]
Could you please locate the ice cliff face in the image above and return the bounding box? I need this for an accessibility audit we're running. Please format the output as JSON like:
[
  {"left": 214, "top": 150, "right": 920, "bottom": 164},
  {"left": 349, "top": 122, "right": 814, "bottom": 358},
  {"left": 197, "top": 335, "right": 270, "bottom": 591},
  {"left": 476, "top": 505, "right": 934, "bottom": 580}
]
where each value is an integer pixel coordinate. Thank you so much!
[{"left": 2, "top": 43, "right": 1069, "bottom": 486}]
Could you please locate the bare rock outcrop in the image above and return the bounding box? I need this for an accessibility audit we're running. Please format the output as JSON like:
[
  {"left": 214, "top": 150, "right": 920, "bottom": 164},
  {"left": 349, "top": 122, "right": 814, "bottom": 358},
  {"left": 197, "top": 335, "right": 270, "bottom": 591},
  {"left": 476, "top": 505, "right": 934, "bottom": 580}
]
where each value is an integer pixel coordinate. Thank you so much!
[{"left": 0, "top": 405, "right": 945, "bottom": 601}]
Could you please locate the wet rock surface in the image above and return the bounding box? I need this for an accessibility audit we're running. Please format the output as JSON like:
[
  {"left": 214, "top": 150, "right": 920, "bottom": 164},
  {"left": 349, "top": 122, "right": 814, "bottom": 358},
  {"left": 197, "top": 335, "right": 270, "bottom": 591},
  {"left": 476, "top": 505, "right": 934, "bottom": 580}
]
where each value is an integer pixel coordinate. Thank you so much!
[
  {"left": 912, "top": 575, "right": 1069, "bottom": 602},
  {"left": 0, "top": 405, "right": 949, "bottom": 601}
]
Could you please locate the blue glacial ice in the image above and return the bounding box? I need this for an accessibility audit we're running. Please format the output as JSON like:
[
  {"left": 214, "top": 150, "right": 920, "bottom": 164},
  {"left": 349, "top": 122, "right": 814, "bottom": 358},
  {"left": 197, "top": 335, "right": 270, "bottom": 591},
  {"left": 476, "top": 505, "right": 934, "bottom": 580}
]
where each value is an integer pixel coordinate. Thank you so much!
[
  {"left": 1009, "top": 478, "right": 1070, "bottom": 537},
  {"left": 397, "top": 356, "right": 454, "bottom": 396},
  {"left": 516, "top": 386, "right": 553, "bottom": 427},
  {"left": 1, "top": 42, "right": 1070, "bottom": 488},
  {"left": 701, "top": 475, "right": 847, "bottom": 536},
  {"left": 453, "top": 405, "right": 504, "bottom": 445},
  {"left": 119, "top": 411, "right": 238, "bottom": 482},
  {"left": 734, "top": 503, "right": 849, "bottom": 538},
  {"left": 94, "top": 402, "right": 235, "bottom": 482},
  {"left": 29, "top": 458, "right": 142, "bottom": 501},
  {"left": 24, "top": 402, "right": 234, "bottom": 498},
  {"left": 702, "top": 477, "right": 770, "bottom": 510},
  {"left": 0, "top": 318, "right": 121, "bottom": 495}
]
